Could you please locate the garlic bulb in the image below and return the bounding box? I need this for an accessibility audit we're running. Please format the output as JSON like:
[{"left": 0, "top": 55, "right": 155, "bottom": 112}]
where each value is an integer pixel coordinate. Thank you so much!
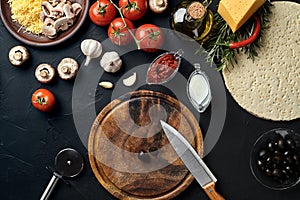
[
  {"left": 100, "top": 51, "right": 122, "bottom": 73},
  {"left": 81, "top": 39, "right": 102, "bottom": 66}
]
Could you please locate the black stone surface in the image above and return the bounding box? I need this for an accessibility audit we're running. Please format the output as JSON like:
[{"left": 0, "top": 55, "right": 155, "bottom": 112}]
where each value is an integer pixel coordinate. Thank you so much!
[{"left": 0, "top": 0, "right": 299, "bottom": 199}]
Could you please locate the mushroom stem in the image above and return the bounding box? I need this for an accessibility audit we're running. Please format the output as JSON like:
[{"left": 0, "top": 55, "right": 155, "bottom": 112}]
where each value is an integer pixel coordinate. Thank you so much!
[
  {"left": 156, "top": 0, "right": 165, "bottom": 6},
  {"left": 40, "top": 69, "right": 49, "bottom": 78},
  {"left": 13, "top": 51, "right": 23, "bottom": 61},
  {"left": 61, "top": 66, "right": 71, "bottom": 74}
]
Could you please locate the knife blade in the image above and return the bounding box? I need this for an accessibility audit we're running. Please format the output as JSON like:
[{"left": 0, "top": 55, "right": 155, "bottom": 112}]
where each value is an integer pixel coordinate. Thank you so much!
[{"left": 160, "top": 120, "right": 225, "bottom": 200}]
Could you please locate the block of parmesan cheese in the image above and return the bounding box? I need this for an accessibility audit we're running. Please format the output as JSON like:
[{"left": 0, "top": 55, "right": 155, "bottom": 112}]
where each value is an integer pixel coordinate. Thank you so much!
[{"left": 218, "top": 0, "right": 266, "bottom": 32}]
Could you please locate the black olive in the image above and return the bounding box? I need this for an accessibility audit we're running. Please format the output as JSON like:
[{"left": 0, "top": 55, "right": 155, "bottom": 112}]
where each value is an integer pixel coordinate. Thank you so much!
[
  {"left": 284, "top": 150, "right": 292, "bottom": 157},
  {"left": 267, "top": 142, "right": 274, "bottom": 151},
  {"left": 285, "top": 166, "right": 294, "bottom": 175},
  {"left": 281, "top": 169, "right": 290, "bottom": 180},
  {"left": 258, "top": 149, "right": 268, "bottom": 158},
  {"left": 265, "top": 168, "right": 272, "bottom": 176},
  {"left": 271, "top": 163, "right": 279, "bottom": 170},
  {"left": 273, "top": 150, "right": 282, "bottom": 156},
  {"left": 257, "top": 160, "right": 265, "bottom": 170},
  {"left": 294, "top": 168, "right": 300, "bottom": 177},
  {"left": 277, "top": 138, "right": 286, "bottom": 149},
  {"left": 285, "top": 156, "right": 294, "bottom": 164},
  {"left": 292, "top": 154, "right": 300, "bottom": 165},
  {"left": 272, "top": 168, "right": 282, "bottom": 178},
  {"left": 285, "top": 138, "right": 296, "bottom": 149},
  {"left": 266, "top": 157, "right": 272, "bottom": 164},
  {"left": 273, "top": 141, "right": 278, "bottom": 149},
  {"left": 272, "top": 155, "right": 282, "bottom": 164}
]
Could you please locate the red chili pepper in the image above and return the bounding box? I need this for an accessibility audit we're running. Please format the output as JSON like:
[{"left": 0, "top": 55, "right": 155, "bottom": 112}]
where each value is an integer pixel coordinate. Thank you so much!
[{"left": 229, "top": 16, "right": 261, "bottom": 49}]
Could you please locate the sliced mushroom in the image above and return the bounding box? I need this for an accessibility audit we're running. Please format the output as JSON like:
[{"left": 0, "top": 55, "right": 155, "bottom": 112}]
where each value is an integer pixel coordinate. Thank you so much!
[
  {"left": 57, "top": 58, "right": 79, "bottom": 80},
  {"left": 49, "top": 0, "right": 61, "bottom": 7},
  {"left": 8, "top": 46, "right": 30, "bottom": 66},
  {"left": 41, "top": 1, "right": 54, "bottom": 18},
  {"left": 44, "top": 17, "right": 55, "bottom": 26},
  {"left": 63, "top": 4, "right": 75, "bottom": 19},
  {"left": 40, "top": 11, "right": 46, "bottom": 22},
  {"left": 40, "top": 1, "right": 82, "bottom": 38},
  {"left": 35, "top": 63, "right": 56, "bottom": 84},
  {"left": 52, "top": 4, "right": 65, "bottom": 19},
  {"left": 57, "top": 0, "right": 67, "bottom": 6},
  {"left": 42, "top": 25, "right": 57, "bottom": 39},
  {"left": 72, "top": 3, "right": 82, "bottom": 16},
  {"left": 65, "top": 0, "right": 72, "bottom": 6},
  {"left": 54, "top": 17, "right": 74, "bottom": 31}
]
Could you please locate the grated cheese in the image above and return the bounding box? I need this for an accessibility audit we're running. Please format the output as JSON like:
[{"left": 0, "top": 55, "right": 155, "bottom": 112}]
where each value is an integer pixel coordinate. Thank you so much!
[{"left": 8, "top": 0, "right": 44, "bottom": 34}]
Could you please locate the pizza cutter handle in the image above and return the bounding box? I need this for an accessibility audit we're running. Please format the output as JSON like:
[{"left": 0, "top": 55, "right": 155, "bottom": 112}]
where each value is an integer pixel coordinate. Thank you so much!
[{"left": 40, "top": 173, "right": 60, "bottom": 200}]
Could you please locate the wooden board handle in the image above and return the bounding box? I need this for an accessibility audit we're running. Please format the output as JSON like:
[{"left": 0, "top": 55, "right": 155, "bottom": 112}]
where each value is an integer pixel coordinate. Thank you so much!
[{"left": 203, "top": 182, "right": 225, "bottom": 200}]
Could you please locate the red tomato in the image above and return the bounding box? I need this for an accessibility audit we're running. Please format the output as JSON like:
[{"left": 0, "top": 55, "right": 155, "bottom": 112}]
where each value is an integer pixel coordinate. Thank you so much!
[
  {"left": 108, "top": 18, "right": 135, "bottom": 46},
  {"left": 135, "top": 24, "right": 164, "bottom": 52},
  {"left": 32, "top": 89, "right": 56, "bottom": 112},
  {"left": 89, "top": 0, "right": 116, "bottom": 26},
  {"left": 119, "top": 0, "right": 147, "bottom": 21}
]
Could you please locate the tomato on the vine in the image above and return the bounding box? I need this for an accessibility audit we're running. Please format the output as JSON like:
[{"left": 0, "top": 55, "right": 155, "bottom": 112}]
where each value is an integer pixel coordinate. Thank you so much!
[
  {"left": 135, "top": 24, "right": 164, "bottom": 52},
  {"left": 108, "top": 18, "right": 135, "bottom": 46},
  {"left": 89, "top": 0, "right": 116, "bottom": 26},
  {"left": 32, "top": 89, "right": 56, "bottom": 112},
  {"left": 119, "top": 0, "right": 147, "bottom": 21}
]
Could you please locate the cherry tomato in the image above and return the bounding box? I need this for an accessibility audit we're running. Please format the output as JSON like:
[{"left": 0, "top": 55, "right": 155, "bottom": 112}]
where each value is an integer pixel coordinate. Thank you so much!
[
  {"left": 108, "top": 18, "right": 135, "bottom": 46},
  {"left": 32, "top": 89, "right": 56, "bottom": 112},
  {"left": 119, "top": 0, "right": 147, "bottom": 21},
  {"left": 135, "top": 24, "right": 164, "bottom": 52},
  {"left": 89, "top": 0, "right": 116, "bottom": 26}
]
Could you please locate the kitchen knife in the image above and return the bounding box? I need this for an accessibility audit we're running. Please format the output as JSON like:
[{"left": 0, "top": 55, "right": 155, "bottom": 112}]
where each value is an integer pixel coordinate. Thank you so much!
[{"left": 160, "top": 120, "right": 225, "bottom": 200}]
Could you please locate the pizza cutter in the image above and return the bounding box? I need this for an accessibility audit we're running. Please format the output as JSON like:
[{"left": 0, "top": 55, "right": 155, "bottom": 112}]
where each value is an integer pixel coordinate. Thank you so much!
[{"left": 40, "top": 148, "right": 84, "bottom": 200}]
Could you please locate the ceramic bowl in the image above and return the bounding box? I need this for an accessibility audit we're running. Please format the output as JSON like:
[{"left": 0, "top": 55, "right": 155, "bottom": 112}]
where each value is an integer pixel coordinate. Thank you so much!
[{"left": 0, "top": 0, "right": 89, "bottom": 47}]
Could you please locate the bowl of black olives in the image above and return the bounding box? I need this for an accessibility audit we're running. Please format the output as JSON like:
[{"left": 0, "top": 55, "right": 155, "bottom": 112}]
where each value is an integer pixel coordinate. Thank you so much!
[{"left": 250, "top": 128, "right": 300, "bottom": 190}]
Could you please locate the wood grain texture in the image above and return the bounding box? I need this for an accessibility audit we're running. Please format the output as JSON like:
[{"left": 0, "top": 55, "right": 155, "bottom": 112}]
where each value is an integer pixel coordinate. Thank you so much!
[
  {"left": 88, "top": 90, "right": 203, "bottom": 200},
  {"left": 203, "top": 182, "right": 225, "bottom": 200}
]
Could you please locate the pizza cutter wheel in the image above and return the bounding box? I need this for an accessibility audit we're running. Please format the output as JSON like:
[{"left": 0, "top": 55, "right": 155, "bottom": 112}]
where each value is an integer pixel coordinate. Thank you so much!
[{"left": 40, "top": 148, "right": 84, "bottom": 200}]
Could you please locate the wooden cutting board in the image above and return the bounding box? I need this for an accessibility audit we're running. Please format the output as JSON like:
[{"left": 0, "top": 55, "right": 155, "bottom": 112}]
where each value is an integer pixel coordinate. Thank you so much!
[{"left": 88, "top": 90, "right": 203, "bottom": 200}]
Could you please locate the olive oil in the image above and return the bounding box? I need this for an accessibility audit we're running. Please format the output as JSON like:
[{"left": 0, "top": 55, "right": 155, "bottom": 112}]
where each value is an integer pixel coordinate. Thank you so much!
[{"left": 170, "top": 0, "right": 214, "bottom": 44}]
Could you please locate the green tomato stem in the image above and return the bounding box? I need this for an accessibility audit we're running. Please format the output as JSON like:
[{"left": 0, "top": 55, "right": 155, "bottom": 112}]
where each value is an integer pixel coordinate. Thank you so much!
[
  {"left": 110, "top": 0, "right": 141, "bottom": 49},
  {"left": 35, "top": 96, "right": 46, "bottom": 105},
  {"left": 110, "top": 0, "right": 161, "bottom": 50}
]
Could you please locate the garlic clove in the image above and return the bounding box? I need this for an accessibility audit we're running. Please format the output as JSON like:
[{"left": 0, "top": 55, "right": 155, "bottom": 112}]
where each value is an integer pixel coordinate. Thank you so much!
[
  {"left": 99, "top": 81, "right": 114, "bottom": 89},
  {"left": 123, "top": 72, "right": 137, "bottom": 87}
]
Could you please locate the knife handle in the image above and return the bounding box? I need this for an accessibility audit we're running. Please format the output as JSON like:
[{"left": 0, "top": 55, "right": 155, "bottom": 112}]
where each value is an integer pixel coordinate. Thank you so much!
[{"left": 203, "top": 182, "right": 225, "bottom": 200}]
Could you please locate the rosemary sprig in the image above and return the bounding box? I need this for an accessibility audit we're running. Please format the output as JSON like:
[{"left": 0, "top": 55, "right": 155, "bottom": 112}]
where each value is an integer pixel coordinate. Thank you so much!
[{"left": 202, "top": 0, "right": 273, "bottom": 71}]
